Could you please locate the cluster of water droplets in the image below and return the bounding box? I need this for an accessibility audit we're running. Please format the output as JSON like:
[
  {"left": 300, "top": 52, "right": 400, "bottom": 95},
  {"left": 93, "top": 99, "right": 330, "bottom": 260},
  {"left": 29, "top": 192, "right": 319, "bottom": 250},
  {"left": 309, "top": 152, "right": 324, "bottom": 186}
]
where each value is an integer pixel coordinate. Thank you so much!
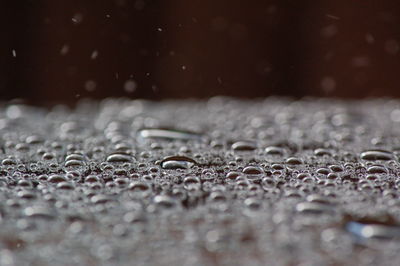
[{"left": 1, "top": 97, "right": 400, "bottom": 265}]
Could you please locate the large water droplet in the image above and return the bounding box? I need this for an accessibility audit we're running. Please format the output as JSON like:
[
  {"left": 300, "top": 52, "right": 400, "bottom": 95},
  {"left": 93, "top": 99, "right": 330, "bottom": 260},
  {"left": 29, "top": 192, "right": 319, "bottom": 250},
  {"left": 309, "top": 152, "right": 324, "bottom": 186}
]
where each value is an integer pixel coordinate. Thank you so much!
[
  {"left": 360, "top": 150, "right": 394, "bottom": 161},
  {"left": 138, "top": 128, "right": 203, "bottom": 141},
  {"left": 346, "top": 221, "right": 400, "bottom": 241},
  {"left": 106, "top": 153, "right": 134, "bottom": 163},
  {"left": 160, "top": 156, "right": 197, "bottom": 169},
  {"left": 231, "top": 141, "right": 257, "bottom": 151}
]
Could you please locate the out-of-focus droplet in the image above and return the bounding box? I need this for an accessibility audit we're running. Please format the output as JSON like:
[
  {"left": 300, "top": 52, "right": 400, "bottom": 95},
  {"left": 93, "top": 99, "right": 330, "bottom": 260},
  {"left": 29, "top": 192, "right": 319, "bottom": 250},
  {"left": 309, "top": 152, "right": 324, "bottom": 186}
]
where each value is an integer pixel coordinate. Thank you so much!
[
  {"left": 360, "top": 150, "right": 393, "bottom": 161},
  {"left": 138, "top": 128, "right": 203, "bottom": 141},
  {"left": 124, "top": 79, "right": 137, "bottom": 93}
]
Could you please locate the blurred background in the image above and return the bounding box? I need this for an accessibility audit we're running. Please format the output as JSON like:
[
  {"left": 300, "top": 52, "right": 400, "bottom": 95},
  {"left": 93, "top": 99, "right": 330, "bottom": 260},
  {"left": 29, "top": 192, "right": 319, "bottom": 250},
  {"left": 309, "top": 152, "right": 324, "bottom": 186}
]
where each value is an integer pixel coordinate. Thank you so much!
[{"left": 1, "top": 0, "right": 400, "bottom": 104}]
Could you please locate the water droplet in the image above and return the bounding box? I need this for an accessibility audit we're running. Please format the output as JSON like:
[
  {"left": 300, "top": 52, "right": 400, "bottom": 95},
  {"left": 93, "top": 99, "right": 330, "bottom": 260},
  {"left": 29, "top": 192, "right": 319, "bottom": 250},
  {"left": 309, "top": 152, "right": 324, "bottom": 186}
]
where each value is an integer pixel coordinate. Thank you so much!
[
  {"left": 286, "top": 157, "right": 303, "bottom": 165},
  {"left": 90, "top": 50, "right": 99, "bottom": 59},
  {"left": 360, "top": 150, "right": 394, "bottom": 161},
  {"left": 106, "top": 153, "right": 133, "bottom": 163},
  {"left": 24, "top": 206, "right": 55, "bottom": 219},
  {"left": 314, "top": 148, "right": 332, "bottom": 156},
  {"left": 183, "top": 176, "right": 201, "bottom": 190},
  {"left": 154, "top": 195, "right": 178, "bottom": 209},
  {"left": 243, "top": 166, "right": 263, "bottom": 181},
  {"left": 48, "top": 175, "right": 67, "bottom": 183},
  {"left": 160, "top": 156, "right": 197, "bottom": 169},
  {"left": 265, "top": 146, "right": 286, "bottom": 156},
  {"left": 232, "top": 141, "right": 257, "bottom": 151},
  {"left": 124, "top": 79, "right": 137, "bottom": 93},
  {"left": 138, "top": 128, "right": 203, "bottom": 141},
  {"left": 367, "top": 165, "right": 387, "bottom": 174},
  {"left": 296, "top": 202, "right": 335, "bottom": 215},
  {"left": 346, "top": 221, "right": 400, "bottom": 241},
  {"left": 91, "top": 194, "right": 113, "bottom": 204}
]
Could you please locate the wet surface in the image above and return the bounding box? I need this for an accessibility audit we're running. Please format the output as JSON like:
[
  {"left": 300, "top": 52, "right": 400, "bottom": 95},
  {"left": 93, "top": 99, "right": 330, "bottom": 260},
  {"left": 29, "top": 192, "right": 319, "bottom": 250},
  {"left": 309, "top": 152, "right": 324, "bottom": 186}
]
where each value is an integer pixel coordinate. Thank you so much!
[{"left": 1, "top": 97, "right": 400, "bottom": 265}]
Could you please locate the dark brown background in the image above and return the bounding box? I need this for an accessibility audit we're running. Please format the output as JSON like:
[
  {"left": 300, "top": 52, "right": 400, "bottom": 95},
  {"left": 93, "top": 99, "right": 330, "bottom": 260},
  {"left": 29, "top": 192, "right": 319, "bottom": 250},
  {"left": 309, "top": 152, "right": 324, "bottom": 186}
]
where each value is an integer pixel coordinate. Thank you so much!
[{"left": 1, "top": 1, "right": 400, "bottom": 104}]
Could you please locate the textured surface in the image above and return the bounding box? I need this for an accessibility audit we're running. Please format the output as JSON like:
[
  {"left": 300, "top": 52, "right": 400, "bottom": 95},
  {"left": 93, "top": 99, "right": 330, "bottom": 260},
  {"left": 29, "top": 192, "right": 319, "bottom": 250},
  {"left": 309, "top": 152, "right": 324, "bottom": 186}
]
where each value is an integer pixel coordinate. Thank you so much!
[{"left": 1, "top": 97, "right": 400, "bottom": 265}]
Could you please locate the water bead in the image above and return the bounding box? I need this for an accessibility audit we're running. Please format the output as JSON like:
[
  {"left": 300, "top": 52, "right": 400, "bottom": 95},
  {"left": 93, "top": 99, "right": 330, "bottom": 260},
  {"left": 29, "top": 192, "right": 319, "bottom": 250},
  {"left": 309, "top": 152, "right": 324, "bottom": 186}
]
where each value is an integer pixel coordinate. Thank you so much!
[
  {"left": 231, "top": 141, "right": 257, "bottom": 151},
  {"left": 346, "top": 221, "right": 400, "bottom": 241},
  {"left": 106, "top": 153, "right": 134, "bottom": 163},
  {"left": 360, "top": 150, "right": 394, "bottom": 161},
  {"left": 138, "top": 128, "right": 203, "bottom": 141},
  {"left": 160, "top": 155, "right": 197, "bottom": 170}
]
